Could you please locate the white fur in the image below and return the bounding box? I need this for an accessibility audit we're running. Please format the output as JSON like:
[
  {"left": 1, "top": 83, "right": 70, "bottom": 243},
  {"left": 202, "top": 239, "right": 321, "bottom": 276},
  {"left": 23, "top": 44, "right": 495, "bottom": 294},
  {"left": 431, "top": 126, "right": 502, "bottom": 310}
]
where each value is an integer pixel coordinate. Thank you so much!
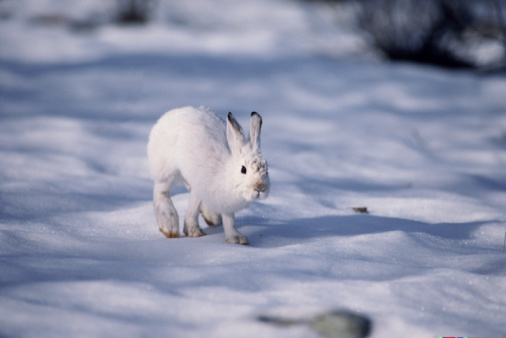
[{"left": 147, "top": 106, "right": 270, "bottom": 244}]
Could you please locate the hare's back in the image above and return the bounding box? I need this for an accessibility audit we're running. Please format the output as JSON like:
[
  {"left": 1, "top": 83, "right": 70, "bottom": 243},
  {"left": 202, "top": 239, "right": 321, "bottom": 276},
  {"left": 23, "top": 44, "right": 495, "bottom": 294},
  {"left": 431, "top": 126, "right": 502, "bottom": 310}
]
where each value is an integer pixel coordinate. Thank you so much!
[
  {"left": 148, "top": 106, "right": 227, "bottom": 180},
  {"left": 173, "top": 106, "right": 227, "bottom": 146},
  {"left": 168, "top": 107, "right": 228, "bottom": 186}
]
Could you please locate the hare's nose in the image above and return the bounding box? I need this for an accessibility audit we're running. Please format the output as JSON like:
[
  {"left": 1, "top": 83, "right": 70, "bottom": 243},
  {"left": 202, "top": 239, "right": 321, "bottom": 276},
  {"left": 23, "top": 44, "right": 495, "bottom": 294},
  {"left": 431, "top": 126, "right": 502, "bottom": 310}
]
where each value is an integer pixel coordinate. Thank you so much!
[{"left": 255, "top": 183, "right": 267, "bottom": 192}]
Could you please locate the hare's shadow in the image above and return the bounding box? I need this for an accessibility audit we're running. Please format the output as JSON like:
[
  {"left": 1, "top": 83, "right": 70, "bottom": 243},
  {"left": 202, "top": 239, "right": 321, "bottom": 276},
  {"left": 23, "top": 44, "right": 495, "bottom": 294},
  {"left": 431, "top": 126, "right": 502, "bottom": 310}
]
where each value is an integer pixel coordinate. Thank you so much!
[{"left": 239, "top": 214, "right": 489, "bottom": 249}]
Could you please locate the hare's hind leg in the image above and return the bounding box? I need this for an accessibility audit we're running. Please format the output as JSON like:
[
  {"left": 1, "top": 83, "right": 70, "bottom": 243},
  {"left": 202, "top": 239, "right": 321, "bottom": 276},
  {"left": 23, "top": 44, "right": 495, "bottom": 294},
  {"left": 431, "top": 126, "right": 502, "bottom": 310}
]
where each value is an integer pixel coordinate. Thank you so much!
[
  {"left": 200, "top": 202, "right": 222, "bottom": 226},
  {"left": 183, "top": 191, "right": 206, "bottom": 237},
  {"left": 153, "top": 180, "right": 180, "bottom": 238}
]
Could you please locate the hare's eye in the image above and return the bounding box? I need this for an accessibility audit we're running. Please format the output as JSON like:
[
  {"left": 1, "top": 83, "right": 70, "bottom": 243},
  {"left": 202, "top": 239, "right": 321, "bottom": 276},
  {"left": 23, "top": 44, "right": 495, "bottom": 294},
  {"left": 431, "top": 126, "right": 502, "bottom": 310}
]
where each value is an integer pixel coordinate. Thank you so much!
[{"left": 241, "top": 166, "right": 247, "bottom": 174}]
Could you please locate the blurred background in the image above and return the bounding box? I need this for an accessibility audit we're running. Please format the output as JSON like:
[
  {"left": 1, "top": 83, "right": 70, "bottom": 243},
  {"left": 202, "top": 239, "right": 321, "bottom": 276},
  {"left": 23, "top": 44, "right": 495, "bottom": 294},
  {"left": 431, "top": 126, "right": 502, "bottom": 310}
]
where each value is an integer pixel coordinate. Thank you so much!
[{"left": 0, "top": 0, "right": 505, "bottom": 71}]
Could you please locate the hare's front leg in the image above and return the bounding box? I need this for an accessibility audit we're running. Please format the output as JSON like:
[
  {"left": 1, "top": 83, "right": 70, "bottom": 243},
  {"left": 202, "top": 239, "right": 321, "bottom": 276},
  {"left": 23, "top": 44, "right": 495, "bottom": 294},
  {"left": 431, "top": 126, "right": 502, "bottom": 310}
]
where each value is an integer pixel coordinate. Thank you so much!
[
  {"left": 183, "top": 192, "right": 206, "bottom": 237},
  {"left": 222, "top": 213, "right": 248, "bottom": 245},
  {"left": 153, "top": 181, "right": 180, "bottom": 238}
]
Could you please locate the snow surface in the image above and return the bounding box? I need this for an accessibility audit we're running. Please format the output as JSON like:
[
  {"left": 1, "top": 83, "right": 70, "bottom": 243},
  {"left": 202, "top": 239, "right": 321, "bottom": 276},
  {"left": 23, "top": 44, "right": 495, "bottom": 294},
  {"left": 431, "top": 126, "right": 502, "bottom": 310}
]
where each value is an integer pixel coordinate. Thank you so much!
[{"left": 1, "top": 0, "right": 506, "bottom": 337}]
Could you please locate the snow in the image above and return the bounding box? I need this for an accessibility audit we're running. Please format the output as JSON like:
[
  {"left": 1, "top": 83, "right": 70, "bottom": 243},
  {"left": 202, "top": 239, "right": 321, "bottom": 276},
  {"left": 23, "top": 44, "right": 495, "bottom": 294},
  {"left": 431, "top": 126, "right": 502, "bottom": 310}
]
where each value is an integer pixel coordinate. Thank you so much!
[{"left": 1, "top": 0, "right": 506, "bottom": 337}]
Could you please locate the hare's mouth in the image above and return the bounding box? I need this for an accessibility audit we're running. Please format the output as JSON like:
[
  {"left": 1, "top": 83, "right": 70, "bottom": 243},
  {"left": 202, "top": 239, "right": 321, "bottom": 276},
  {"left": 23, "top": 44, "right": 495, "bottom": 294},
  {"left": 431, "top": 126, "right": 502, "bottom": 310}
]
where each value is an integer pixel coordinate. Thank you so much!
[{"left": 254, "top": 189, "right": 268, "bottom": 200}]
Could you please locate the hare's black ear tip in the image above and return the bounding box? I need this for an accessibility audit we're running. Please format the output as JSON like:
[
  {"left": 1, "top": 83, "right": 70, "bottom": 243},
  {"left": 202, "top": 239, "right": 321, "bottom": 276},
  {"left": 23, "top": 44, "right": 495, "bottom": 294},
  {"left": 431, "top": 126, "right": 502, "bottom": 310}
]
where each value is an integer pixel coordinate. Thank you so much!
[
  {"left": 228, "top": 112, "right": 233, "bottom": 119},
  {"left": 251, "top": 112, "right": 258, "bottom": 117}
]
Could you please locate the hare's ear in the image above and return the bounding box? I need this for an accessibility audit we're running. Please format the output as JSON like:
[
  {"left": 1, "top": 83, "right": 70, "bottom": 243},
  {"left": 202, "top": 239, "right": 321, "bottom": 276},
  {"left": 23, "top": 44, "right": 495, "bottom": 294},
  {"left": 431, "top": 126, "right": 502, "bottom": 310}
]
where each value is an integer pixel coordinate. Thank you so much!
[
  {"left": 227, "top": 112, "right": 245, "bottom": 155},
  {"left": 249, "top": 112, "right": 262, "bottom": 153}
]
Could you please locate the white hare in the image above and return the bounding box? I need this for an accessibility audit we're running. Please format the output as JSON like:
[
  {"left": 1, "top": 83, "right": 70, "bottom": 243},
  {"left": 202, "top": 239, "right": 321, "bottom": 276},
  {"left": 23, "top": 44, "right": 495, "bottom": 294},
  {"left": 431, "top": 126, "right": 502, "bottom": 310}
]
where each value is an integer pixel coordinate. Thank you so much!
[{"left": 147, "top": 106, "right": 270, "bottom": 245}]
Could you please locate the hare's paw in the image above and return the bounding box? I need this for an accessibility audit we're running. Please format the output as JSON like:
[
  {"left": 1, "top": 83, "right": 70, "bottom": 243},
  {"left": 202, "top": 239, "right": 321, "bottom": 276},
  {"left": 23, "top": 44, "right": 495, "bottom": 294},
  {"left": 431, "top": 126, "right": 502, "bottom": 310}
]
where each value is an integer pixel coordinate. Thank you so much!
[
  {"left": 160, "top": 227, "right": 180, "bottom": 238},
  {"left": 157, "top": 213, "right": 180, "bottom": 238},
  {"left": 183, "top": 222, "right": 206, "bottom": 238},
  {"left": 187, "top": 226, "right": 206, "bottom": 237},
  {"left": 225, "top": 233, "right": 249, "bottom": 245},
  {"left": 153, "top": 186, "right": 180, "bottom": 239},
  {"left": 201, "top": 203, "right": 222, "bottom": 226}
]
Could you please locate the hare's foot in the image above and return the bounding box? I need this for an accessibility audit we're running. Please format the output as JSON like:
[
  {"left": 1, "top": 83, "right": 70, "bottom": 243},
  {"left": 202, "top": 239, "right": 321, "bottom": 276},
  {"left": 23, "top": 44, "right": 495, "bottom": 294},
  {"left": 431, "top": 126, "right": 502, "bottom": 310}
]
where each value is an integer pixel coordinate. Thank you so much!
[
  {"left": 183, "top": 221, "right": 206, "bottom": 237},
  {"left": 225, "top": 233, "right": 249, "bottom": 245},
  {"left": 200, "top": 203, "right": 222, "bottom": 226},
  {"left": 160, "top": 227, "right": 180, "bottom": 238},
  {"left": 153, "top": 182, "right": 180, "bottom": 238},
  {"left": 157, "top": 210, "right": 180, "bottom": 238},
  {"left": 184, "top": 191, "right": 206, "bottom": 237}
]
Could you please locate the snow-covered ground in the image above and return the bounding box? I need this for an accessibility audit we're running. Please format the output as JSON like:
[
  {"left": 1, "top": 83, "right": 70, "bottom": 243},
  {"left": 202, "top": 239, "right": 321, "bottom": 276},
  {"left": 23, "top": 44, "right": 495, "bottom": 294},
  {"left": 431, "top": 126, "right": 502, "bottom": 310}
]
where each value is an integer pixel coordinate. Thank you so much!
[{"left": 1, "top": 0, "right": 506, "bottom": 337}]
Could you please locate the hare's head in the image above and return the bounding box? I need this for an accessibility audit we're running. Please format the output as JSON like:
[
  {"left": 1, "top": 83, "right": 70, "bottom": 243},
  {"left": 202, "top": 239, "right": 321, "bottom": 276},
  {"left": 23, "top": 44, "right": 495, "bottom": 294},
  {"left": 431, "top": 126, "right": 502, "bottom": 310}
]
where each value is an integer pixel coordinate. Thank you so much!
[{"left": 226, "top": 112, "right": 270, "bottom": 203}]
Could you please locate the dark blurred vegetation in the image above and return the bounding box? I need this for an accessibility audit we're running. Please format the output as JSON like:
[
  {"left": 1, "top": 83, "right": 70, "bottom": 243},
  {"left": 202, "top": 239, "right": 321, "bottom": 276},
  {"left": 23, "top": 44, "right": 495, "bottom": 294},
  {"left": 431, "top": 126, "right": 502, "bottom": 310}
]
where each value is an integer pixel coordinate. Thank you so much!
[
  {"left": 115, "top": 0, "right": 158, "bottom": 24},
  {"left": 306, "top": 0, "right": 506, "bottom": 70}
]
